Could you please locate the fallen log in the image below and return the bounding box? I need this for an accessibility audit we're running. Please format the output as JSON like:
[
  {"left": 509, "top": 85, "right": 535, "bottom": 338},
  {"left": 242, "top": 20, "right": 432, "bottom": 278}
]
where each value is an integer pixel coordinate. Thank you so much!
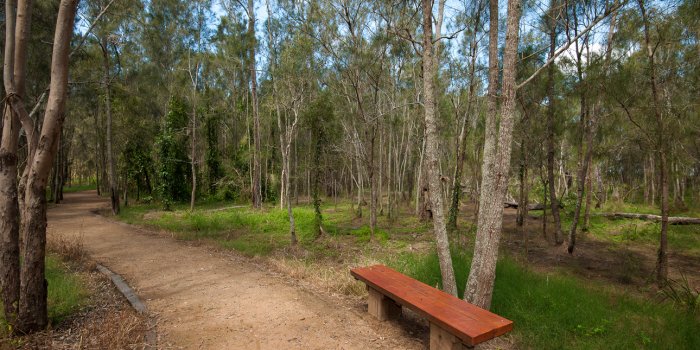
[
  {"left": 596, "top": 212, "right": 700, "bottom": 225},
  {"left": 504, "top": 201, "right": 558, "bottom": 211}
]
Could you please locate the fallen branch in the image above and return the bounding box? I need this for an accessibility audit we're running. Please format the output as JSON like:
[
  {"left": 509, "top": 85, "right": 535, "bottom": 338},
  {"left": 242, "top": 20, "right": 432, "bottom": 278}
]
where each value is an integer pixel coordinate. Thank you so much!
[
  {"left": 504, "top": 201, "right": 561, "bottom": 211},
  {"left": 596, "top": 212, "right": 700, "bottom": 225}
]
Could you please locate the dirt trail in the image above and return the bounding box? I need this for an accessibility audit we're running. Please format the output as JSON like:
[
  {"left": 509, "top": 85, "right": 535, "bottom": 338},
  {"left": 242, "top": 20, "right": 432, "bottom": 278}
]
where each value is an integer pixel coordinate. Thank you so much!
[{"left": 48, "top": 191, "right": 422, "bottom": 349}]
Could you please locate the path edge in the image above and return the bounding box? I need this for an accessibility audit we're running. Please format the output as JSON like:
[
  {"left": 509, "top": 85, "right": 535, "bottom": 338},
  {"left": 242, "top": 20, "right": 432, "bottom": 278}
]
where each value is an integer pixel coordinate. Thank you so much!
[{"left": 96, "top": 263, "right": 158, "bottom": 348}]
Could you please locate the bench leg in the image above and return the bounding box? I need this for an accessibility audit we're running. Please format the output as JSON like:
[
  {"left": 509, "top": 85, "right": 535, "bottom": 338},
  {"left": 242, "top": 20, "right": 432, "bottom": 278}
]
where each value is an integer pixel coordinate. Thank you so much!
[
  {"left": 367, "top": 287, "right": 401, "bottom": 321},
  {"left": 430, "top": 322, "right": 469, "bottom": 350}
]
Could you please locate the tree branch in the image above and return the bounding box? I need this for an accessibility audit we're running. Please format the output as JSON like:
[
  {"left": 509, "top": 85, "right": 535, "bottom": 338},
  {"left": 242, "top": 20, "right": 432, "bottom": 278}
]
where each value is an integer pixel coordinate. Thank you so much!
[{"left": 516, "top": 0, "right": 624, "bottom": 90}]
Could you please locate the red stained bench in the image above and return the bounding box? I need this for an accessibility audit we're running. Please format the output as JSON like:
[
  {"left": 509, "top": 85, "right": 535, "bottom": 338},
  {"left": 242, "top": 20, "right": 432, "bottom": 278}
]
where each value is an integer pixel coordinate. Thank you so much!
[{"left": 351, "top": 265, "right": 513, "bottom": 349}]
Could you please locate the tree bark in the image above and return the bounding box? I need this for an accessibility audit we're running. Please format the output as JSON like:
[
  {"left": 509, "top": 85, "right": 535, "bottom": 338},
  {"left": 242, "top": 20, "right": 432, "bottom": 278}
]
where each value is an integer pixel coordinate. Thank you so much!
[
  {"left": 447, "top": 1, "right": 482, "bottom": 232},
  {"left": 421, "top": 0, "right": 457, "bottom": 297},
  {"left": 16, "top": 0, "right": 78, "bottom": 333},
  {"left": 582, "top": 158, "right": 593, "bottom": 231},
  {"left": 567, "top": 16, "right": 591, "bottom": 253},
  {"left": 248, "top": 0, "right": 262, "bottom": 209},
  {"left": 546, "top": 0, "right": 564, "bottom": 245},
  {"left": 101, "top": 37, "right": 119, "bottom": 215},
  {"left": 465, "top": 0, "right": 522, "bottom": 309},
  {"left": 1, "top": 0, "right": 32, "bottom": 327},
  {"left": 638, "top": 0, "right": 669, "bottom": 286}
]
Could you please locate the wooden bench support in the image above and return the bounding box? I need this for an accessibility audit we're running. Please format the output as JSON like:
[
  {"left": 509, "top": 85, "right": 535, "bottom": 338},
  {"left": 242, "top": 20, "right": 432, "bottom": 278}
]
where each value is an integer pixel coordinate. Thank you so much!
[
  {"left": 368, "top": 286, "right": 401, "bottom": 321},
  {"left": 430, "top": 323, "right": 469, "bottom": 350}
]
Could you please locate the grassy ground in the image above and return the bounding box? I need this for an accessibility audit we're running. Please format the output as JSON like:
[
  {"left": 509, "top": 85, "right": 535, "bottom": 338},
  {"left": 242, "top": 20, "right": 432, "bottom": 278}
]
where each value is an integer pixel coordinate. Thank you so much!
[
  {"left": 62, "top": 184, "right": 97, "bottom": 193},
  {"left": 115, "top": 198, "right": 700, "bottom": 349},
  {"left": 1, "top": 255, "right": 88, "bottom": 336},
  {"left": 392, "top": 251, "right": 699, "bottom": 350},
  {"left": 118, "top": 201, "right": 427, "bottom": 256},
  {"left": 525, "top": 200, "right": 700, "bottom": 255}
]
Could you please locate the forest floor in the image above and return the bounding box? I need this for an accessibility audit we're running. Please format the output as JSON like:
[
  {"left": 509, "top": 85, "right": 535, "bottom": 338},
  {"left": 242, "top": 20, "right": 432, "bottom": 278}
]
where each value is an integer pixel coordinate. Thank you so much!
[
  {"left": 45, "top": 191, "right": 428, "bottom": 349},
  {"left": 43, "top": 190, "right": 700, "bottom": 349},
  {"left": 498, "top": 208, "right": 700, "bottom": 294}
]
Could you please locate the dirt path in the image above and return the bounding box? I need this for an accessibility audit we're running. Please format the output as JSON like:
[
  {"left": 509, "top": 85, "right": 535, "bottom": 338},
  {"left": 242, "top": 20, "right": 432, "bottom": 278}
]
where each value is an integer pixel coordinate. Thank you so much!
[{"left": 48, "top": 191, "right": 422, "bottom": 349}]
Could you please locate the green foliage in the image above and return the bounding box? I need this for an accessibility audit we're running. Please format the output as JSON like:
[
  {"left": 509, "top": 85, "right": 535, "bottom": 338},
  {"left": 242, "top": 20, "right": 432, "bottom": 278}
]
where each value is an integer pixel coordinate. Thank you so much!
[
  {"left": 303, "top": 91, "right": 337, "bottom": 237},
  {"left": 122, "top": 140, "right": 154, "bottom": 197},
  {"left": 205, "top": 114, "right": 223, "bottom": 195},
  {"left": 661, "top": 273, "right": 700, "bottom": 316},
  {"left": 156, "top": 97, "right": 191, "bottom": 208},
  {"left": 390, "top": 251, "right": 700, "bottom": 350}
]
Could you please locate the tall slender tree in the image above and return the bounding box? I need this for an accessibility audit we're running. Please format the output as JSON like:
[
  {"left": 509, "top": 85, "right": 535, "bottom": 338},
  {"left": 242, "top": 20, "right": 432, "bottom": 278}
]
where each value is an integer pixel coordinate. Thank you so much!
[
  {"left": 421, "top": 0, "right": 458, "bottom": 297},
  {"left": 465, "top": 0, "right": 523, "bottom": 309},
  {"left": 16, "top": 0, "right": 79, "bottom": 332}
]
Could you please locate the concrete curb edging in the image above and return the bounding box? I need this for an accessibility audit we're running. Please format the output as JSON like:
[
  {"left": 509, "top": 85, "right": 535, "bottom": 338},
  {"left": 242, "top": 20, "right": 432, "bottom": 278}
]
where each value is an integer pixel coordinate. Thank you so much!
[{"left": 96, "top": 263, "right": 158, "bottom": 348}]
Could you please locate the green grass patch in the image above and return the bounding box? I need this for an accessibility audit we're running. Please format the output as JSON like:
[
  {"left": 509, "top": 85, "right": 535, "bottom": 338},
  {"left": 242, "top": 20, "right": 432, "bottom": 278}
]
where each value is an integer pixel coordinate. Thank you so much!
[
  {"left": 119, "top": 204, "right": 342, "bottom": 256},
  {"left": 580, "top": 216, "right": 700, "bottom": 255},
  {"left": 1, "top": 255, "right": 88, "bottom": 335},
  {"left": 118, "top": 201, "right": 422, "bottom": 256},
  {"left": 389, "top": 251, "right": 700, "bottom": 350},
  {"left": 349, "top": 225, "right": 389, "bottom": 243},
  {"left": 62, "top": 184, "right": 97, "bottom": 193},
  {"left": 45, "top": 256, "right": 88, "bottom": 323}
]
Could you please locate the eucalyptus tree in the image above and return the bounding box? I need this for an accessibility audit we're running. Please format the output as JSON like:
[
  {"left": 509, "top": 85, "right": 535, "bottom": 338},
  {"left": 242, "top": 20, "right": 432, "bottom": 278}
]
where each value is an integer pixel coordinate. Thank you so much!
[
  {"left": 0, "top": 0, "right": 79, "bottom": 333},
  {"left": 245, "top": 0, "right": 263, "bottom": 209},
  {"left": 1, "top": 0, "right": 33, "bottom": 329}
]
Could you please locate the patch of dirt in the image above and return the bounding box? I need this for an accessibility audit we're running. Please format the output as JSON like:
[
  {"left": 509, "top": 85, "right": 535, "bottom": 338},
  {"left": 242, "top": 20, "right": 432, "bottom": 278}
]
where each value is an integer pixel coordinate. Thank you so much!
[
  {"left": 496, "top": 207, "right": 700, "bottom": 293},
  {"left": 47, "top": 191, "right": 425, "bottom": 349}
]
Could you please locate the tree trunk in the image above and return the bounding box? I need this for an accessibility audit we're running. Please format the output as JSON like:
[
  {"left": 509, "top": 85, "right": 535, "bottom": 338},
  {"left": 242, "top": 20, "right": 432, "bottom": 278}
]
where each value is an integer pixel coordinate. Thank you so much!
[
  {"left": 566, "top": 22, "right": 591, "bottom": 253},
  {"left": 421, "top": 0, "right": 457, "bottom": 297},
  {"left": 582, "top": 158, "right": 593, "bottom": 231},
  {"left": 369, "top": 129, "right": 377, "bottom": 237},
  {"left": 1, "top": 0, "right": 32, "bottom": 328},
  {"left": 17, "top": 0, "right": 78, "bottom": 333},
  {"left": 546, "top": 0, "right": 564, "bottom": 245},
  {"left": 101, "top": 37, "right": 119, "bottom": 215},
  {"left": 189, "top": 59, "right": 199, "bottom": 212},
  {"left": 248, "top": 0, "right": 262, "bottom": 209},
  {"left": 542, "top": 172, "right": 549, "bottom": 241},
  {"left": 447, "top": 3, "right": 482, "bottom": 232},
  {"left": 465, "top": 0, "right": 522, "bottom": 309},
  {"left": 638, "top": 0, "right": 668, "bottom": 286}
]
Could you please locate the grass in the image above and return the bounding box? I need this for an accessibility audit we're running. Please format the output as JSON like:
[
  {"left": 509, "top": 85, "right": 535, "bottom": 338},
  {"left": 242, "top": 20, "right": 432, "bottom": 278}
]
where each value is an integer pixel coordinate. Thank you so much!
[
  {"left": 62, "top": 183, "right": 97, "bottom": 193},
  {"left": 390, "top": 250, "right": 700, "bottom": 350},
  {"left": 582, "top": 216, "right": 700, "bottom": 255},
  {"left": 118, "top": 201, "right": 422, "bottom": 256},
  {"left": 1, "top": 255, "right": 88, "bottom": 336},
  {"left": 527, "top": 199, "right": 700, "bottom": 255}
]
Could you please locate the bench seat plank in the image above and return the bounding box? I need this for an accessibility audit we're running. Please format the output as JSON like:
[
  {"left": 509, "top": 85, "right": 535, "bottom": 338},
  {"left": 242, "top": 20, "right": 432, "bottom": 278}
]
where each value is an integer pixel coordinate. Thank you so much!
[{"left": 351, "top": 265, "right": 513, "bottom": 346}]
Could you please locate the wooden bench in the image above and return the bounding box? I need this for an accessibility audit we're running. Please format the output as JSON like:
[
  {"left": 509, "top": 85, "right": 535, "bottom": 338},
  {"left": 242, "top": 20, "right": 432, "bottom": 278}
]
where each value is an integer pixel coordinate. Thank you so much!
[{"left": 351, "top": 265, "right": 513, "bottom": 349}]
